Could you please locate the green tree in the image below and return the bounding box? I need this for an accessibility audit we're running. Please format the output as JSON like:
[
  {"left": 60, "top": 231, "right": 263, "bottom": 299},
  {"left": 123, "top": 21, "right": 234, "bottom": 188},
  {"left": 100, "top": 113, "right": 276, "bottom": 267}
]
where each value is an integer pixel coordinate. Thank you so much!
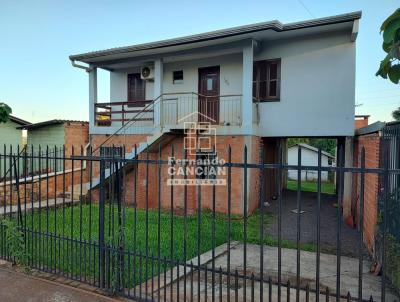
[
  {"left": 376, "top": 9, "right": 400, "bottom": 83},
  {"left": 308, "top": 138, "right": 337, "bottom": 156},
  {"left": 287, "top": 138, "right": 309, "bottom": 148},
  {"left": 287, "top": 138, "right": 337, "bottom": 156},
  {"left": 393, "top": 107, "right": 400, "bottom": 121},
  {"left": 0, "top": 102, "right": 12, "bottom": 123}
]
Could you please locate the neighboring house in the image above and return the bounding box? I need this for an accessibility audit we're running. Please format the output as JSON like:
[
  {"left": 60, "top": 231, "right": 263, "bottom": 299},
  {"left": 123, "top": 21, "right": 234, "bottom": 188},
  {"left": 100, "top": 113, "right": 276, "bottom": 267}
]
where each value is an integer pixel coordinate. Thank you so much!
[
  {"left": 287, "top": 143, "right": 335, "bottom": 182},
  {"left": 69, "top": 12, "right": 360, "bottom": 214},
  {"left": 17, "top": 120, "right": 89, "bottom": 172},
  {"left": 0, "top": 120, "right": 90, "bottom": 205},
  {"left": 19, "top": 119, "right": 89, "bottom": 149},
  {"left": 0, "top": 115, "right": 30, "bottom": 152},
  {"left": 0, "top": 115, "right": 30, "bottom": 178}
]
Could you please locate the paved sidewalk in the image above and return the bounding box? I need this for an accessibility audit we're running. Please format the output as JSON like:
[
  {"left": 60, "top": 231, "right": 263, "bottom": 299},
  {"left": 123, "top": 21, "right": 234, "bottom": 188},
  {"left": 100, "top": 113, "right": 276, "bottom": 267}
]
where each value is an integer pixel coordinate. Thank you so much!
[
  {"left": 0, "top": 267, "right": 121, "bottom": 302},
  {"left": 140, "top": 242, "right": 398, "bottom": 302}
]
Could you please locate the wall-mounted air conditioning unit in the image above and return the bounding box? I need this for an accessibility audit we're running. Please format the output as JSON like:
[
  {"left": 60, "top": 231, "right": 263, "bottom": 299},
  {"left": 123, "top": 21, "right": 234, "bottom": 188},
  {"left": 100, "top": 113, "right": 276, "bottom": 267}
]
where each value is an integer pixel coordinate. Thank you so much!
[{"left": 140, "top": 66, "right": 154, "bottom": 80}]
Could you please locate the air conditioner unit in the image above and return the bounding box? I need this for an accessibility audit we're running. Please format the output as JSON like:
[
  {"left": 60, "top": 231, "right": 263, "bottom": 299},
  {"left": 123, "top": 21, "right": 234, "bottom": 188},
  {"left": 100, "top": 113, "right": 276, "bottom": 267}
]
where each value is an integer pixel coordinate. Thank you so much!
[{"left": 140, "top": 66, "right": 154, "bottom": 80}]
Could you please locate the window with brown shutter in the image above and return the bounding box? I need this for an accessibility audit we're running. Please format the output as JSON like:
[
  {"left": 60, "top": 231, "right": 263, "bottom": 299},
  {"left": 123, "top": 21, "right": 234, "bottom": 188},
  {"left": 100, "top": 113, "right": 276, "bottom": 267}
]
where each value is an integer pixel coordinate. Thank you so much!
[
  {"left": 253, "top": 59, "right": 281, "bottom": 101},
  {"left": 128, "top": 73, "right": 146, "bottom": 106}
]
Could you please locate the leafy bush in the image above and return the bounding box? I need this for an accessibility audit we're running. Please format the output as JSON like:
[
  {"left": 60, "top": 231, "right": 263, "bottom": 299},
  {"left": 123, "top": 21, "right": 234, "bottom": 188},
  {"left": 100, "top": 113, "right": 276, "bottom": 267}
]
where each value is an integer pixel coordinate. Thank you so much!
[
  {"left": 376, "top": 9, "right": 400, "bottom": 84},
  {"left": 1, "top": 219, "right": 29, "bottom": 269},
  {"left": 0, "top": 103, "right": 12, "bottom": 123}
]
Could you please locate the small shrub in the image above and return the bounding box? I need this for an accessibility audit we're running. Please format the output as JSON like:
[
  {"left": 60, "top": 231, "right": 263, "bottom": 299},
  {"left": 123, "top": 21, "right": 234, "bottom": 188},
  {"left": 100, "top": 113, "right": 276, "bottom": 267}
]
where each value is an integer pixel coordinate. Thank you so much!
[{"left": 1, "top": 219, "right": 29, "bottom": 270}]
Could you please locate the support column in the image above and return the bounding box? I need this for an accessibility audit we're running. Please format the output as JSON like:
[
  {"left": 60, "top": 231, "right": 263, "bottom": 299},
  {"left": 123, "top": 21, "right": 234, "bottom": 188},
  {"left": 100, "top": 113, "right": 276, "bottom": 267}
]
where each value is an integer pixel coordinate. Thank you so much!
[
  {"left": 89, "top": 65, "right": 98, "bottom": 129},
  {"left": 343, "top": 136, "right": 354, "bottom": 221},
  {"left": 153, "top": 58, "right": 163, "bottom": 128},
  {"left": 242, "top": 41, "right": 254, "bottom": 134}
]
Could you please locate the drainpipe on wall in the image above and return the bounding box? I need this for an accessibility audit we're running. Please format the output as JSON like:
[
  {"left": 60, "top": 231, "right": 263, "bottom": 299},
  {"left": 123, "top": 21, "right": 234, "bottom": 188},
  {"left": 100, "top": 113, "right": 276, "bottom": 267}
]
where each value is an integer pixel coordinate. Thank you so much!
[
  {"left": 70, "top": 59, "right": 95, "bottom": 146},
  {"left": 70, "top": 59, "right": 93, "bottom": 73}
]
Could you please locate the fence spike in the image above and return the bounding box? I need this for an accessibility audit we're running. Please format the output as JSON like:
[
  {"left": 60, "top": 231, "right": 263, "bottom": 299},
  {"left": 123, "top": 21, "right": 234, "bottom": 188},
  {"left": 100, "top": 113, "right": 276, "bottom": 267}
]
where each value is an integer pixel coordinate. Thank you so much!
[
  {"left": 219, "top": 266, "right": 223, "bottom": 302},
  {"left": 325, "top": 286, "right": 329, "bottom": 302}
]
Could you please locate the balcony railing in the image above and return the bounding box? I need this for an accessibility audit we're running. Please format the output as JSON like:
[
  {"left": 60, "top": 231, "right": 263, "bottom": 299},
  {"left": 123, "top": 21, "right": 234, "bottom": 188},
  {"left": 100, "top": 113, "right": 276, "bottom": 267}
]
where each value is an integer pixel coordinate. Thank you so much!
[
  {"left": 95, "top": 100, "right": 153, "bottom": 126},
  {"left": 160, "top": 93, "right": 242, "bottom": 127},
  {"left": 94, "top": 93, "right": 259, "bottom": 128}
]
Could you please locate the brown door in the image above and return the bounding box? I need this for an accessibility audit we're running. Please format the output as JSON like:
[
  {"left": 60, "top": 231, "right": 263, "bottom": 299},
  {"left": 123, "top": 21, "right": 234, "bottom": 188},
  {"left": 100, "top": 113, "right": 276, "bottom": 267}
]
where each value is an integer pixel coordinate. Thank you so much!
[
  {"left": 128, "top": 73, "right": 146, "bottom": 106},
  {"left": 198, "top": 66, "right": 220, "bottom": 124}
]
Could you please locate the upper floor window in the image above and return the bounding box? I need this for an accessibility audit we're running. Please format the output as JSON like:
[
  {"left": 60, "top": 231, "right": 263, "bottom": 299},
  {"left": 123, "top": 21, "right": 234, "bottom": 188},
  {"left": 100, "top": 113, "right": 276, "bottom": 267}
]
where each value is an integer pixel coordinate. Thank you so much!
[
  {"left": 253, "top": 59, "right": 281, "bottom": 101},
  {"left": 128, "top": 73, "right": 145, "bottom": 106},
  {"left": 173, "top": 70, "right": 183, "bottom": 84}
]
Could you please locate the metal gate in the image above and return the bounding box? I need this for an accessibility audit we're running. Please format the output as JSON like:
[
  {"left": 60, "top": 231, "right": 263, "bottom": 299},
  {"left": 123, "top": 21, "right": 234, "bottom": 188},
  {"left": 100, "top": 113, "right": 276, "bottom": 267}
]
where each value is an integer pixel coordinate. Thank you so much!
[{"left": 377, "top": 122, "right": 400, "bottom": 299}]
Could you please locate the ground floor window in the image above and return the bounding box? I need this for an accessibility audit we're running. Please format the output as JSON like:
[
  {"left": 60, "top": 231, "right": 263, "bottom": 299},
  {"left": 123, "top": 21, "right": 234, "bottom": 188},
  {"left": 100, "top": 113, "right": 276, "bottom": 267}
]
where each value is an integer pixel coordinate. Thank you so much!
[
  {"left": 100, "top": 146, "right": 123, "bottom": 168},
  {"left": 196, "top": 152, "right": 217, "bottom": 179}
]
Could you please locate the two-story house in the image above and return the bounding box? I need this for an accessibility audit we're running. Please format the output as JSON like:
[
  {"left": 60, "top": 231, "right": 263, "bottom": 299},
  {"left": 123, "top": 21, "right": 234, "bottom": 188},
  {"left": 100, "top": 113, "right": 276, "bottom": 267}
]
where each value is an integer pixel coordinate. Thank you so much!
[{"left": 69, "top": 12, "right": 360, "bottom": 214}]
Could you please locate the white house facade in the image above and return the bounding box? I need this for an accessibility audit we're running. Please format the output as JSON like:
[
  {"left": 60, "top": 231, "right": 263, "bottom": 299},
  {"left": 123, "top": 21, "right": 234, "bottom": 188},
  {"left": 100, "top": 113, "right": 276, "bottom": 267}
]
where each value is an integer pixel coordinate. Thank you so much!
[
  {"left": 68, "top": 12, "right": 360, "bottom": 214},
  {"left": 70, "top": 11, "right": 359, "bottom": 138}
]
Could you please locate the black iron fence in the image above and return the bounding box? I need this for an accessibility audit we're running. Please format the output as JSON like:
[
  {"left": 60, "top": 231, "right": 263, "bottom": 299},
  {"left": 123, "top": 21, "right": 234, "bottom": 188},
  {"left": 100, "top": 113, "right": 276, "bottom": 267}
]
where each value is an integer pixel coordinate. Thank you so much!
[
  {"left": 0, "top": 145, "right": 65, "bottom": 183},
  {"left": 378, "top": 122, "right": 400, "bottom": 298},
  {"left": 0, "top": 144, "right": 399, "bottom": 301}
]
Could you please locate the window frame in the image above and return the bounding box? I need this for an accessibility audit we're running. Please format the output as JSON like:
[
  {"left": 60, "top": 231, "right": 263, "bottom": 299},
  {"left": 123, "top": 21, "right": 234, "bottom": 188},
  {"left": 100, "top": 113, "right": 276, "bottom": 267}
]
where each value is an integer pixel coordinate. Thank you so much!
[
  {"left": 253, "top": 58, "right": 281, "bottom": 102},
  {"left": 196, "top": 152, "right": 217, "bottom": 180},
  {"left": 173, "top": 70, "right": 184, "bottom": 84},
  {"left": 100, "top": 146, "right": 123, "bottom": 169}
]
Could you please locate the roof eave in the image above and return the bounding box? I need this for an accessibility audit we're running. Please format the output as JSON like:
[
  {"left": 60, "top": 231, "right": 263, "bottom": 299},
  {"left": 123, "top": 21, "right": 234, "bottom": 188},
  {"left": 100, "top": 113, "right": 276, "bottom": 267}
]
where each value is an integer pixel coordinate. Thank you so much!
[
  {"left": 16, "top": 120, "right": 65, "bottom": 130},
  {"left": 69, "top": 11, "right": 361, "bottom": 64},
  {"left": 9, "top": 115, "right": 31, "bottom": 126}
]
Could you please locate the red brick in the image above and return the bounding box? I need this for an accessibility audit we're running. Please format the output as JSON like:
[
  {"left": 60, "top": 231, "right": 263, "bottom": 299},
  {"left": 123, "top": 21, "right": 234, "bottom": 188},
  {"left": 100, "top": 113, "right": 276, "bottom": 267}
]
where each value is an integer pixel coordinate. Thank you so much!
[{"left": 351, "top": 132, "right": 380, "bottom": 253}]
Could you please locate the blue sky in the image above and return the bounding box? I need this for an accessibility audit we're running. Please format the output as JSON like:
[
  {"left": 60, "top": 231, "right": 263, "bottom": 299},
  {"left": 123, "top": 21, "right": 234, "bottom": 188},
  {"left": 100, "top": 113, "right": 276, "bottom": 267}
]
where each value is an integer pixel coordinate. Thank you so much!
[{"left": 0, "top": 0, "right": 398, "bottom": 123}]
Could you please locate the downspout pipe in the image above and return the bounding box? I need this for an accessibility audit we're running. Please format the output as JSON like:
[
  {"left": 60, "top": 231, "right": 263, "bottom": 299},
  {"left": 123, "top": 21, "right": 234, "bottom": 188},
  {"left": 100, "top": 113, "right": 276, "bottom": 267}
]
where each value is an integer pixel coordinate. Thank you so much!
[{"left": 70, "top": 59, "right": 93, "bottom": 72}]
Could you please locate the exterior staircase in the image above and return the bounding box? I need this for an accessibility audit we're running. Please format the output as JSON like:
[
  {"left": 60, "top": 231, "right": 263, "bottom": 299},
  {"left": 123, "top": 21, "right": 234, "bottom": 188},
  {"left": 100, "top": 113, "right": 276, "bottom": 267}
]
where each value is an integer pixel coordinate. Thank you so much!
[{"left": 90, "top": 128, "right": 173, "bottom": 189}]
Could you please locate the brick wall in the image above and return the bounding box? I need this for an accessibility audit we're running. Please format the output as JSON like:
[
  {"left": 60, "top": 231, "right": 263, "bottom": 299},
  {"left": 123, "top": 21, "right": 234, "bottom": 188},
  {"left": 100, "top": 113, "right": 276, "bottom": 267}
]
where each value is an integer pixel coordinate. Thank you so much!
[
  {"left": 0, "top": 168, "right": 88, "bottom": 205},
  {"left": 88, "top": 133, "right": 148, "bottom": 178},
  {"left": 352, "top": 132, "right": 380, "bottom": 253},
  {"left": 90, "top": 134, "right": 148, "bottom": 154},
  {"left": 354, "top": 117, "right": 369, "bottom": 129},
  {"left": 64, "top": 122, "right": 89, "bottom": 170},
  {"left": 248, "top": 136, "right": 263, "bottom": 213},
  {"left": 90, "top": 133, "right": 263, "bottom": 215}
]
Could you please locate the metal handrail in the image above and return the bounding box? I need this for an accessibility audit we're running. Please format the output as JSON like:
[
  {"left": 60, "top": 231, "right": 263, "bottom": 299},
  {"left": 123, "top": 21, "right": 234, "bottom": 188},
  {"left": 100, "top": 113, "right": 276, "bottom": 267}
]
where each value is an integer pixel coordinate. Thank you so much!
[
  {"left": 95, "top": 100, "right": 153, "bottom": 106},
  {"left": 92, "top": 94, "right": 165, "bottom": 154},
  {"left": 96, "top": 93, "right": 243, "bottom": 105}
]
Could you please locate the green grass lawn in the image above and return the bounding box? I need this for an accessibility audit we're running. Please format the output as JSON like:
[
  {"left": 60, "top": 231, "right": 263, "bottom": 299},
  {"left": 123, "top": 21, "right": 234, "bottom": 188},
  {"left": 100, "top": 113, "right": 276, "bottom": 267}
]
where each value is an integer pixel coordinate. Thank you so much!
[
  {"left": 0, "top": 204, "right": 314, "bottom": 288},
  {"left": 286, "top": 180, "right": 335, "bottom": 195}
]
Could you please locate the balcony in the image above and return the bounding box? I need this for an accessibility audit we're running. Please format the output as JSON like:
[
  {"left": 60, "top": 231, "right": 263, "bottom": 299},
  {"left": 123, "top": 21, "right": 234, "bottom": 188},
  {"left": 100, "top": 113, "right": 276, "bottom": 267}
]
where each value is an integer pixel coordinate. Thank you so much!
[
  {"left": 95, "top": 100, "right": 153, "bottom": 127},
  {"left": 94, "top": 93, "right": 258, "bottom": 129}
]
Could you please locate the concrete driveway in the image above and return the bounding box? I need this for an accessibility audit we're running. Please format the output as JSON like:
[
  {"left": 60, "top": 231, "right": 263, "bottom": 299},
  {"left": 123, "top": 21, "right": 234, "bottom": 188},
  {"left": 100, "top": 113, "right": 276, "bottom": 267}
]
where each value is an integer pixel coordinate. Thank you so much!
[{"left": 265, "top": 189, "right": 370, "bottom": 258}]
